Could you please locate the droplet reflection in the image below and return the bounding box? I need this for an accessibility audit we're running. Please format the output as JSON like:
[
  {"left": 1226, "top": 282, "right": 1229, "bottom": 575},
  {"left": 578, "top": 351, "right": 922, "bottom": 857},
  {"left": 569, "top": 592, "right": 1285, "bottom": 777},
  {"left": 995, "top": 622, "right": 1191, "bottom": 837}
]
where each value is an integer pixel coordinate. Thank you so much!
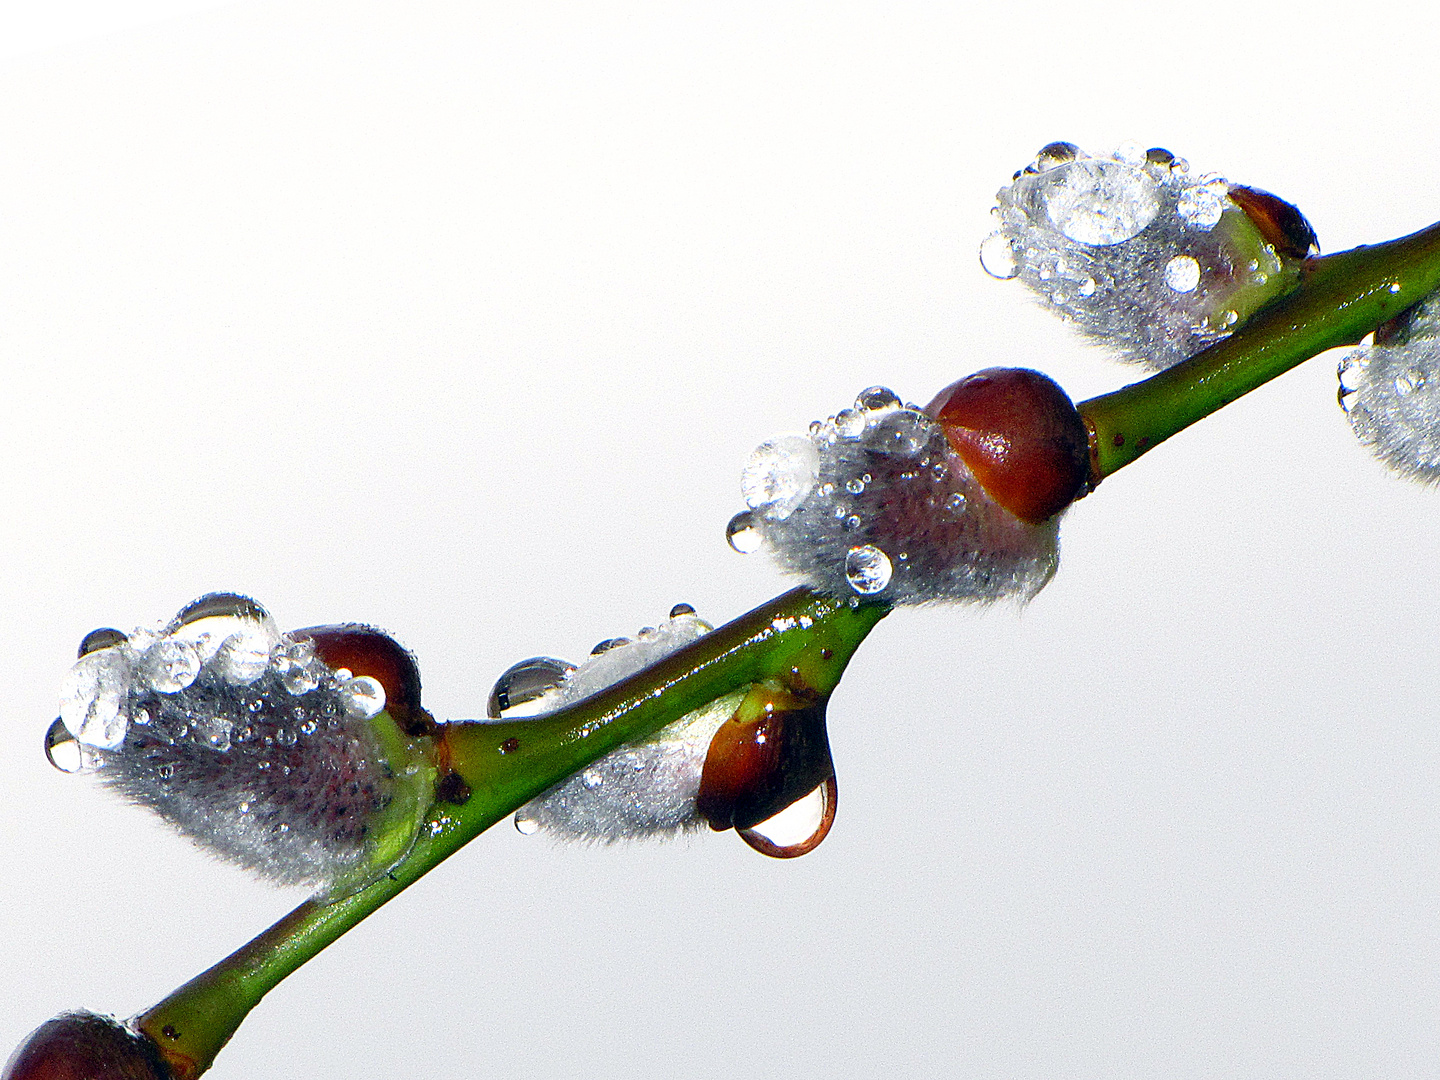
[
  {"left": 738, "top": 775, "right": 837, "bottom": 858},
  {"left": 44, "top": 716, "right": 94, "bottom": 774},
  {"left": 487, "top": 656, "right": 575, "bottom": 719}
]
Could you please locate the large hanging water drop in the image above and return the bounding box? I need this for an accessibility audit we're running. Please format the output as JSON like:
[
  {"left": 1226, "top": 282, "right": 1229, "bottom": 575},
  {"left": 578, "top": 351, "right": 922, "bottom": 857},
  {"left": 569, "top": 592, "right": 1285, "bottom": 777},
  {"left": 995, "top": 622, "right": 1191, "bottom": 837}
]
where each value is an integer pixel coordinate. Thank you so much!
[{"left": 738, "top": 776, "right": 837, "bottom": 858}]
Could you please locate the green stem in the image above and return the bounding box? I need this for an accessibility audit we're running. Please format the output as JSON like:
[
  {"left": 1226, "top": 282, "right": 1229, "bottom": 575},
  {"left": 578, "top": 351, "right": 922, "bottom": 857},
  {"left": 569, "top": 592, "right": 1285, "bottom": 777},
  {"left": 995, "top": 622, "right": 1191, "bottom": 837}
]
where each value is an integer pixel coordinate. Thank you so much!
[
  {"left": 1079, "top": 219, "right": 1440, "bottom": 482},
  {"left": 134, "top": 587, "right": 889, "bottom": 1080}
]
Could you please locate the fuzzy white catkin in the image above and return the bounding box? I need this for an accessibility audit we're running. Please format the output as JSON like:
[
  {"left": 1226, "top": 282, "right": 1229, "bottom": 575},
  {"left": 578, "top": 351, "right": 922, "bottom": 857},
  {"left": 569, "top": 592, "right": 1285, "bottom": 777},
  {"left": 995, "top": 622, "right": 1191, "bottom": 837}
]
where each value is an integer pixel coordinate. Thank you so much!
[
  {"left": 51, "top": 596, "right": 407, "bottom": 890},
  {"left": 982, "top": 141, "right": 1302, "bottom": 370},
  {"left": 729, "top": 387, "right": 1060, "bottom": 605},
  {"left": 1341, "top": 295, "right": 1440, "bottom": 483},
  {"left": 513, "top": 613, "right": 746, "bottom": 842}
]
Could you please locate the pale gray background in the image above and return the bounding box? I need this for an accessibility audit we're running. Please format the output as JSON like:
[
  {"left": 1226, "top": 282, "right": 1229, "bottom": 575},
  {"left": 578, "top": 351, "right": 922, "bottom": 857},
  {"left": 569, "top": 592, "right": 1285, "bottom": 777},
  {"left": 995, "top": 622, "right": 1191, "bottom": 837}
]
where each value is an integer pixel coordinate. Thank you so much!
[{"left": 1, "top": 3, "right": 1438, "bottom": 1078}]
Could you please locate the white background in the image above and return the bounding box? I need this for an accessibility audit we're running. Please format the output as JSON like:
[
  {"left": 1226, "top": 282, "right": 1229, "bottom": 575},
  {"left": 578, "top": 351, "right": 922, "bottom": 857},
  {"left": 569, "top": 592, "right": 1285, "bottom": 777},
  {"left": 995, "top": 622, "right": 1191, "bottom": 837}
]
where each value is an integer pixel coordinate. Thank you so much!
[{"left": 1, "top": 3, "right": 1438, "bottom": 1078}]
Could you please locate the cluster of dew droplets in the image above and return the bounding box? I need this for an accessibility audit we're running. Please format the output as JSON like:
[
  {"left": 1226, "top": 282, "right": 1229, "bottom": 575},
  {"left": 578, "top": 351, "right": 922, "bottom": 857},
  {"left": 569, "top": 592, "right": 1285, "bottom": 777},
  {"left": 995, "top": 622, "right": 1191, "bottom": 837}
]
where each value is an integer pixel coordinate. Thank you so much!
[
  {"left": 49, "top": 593, "right": 387, "bottom": 772},
  {"left": 1337, "top": 291, "right": 1440, "bottom": 483},
  {"left": 490, "top": 604, "right": 836, "bottom": 857},
  {"left": 45, "top": 593, "right": 404, "bottom": 890},
  {"left": 729, "top": 385, "right": 1060, "bottom": 604},
  {"left": 979, "top": 140, "right": 1305, "bottom": 370}
]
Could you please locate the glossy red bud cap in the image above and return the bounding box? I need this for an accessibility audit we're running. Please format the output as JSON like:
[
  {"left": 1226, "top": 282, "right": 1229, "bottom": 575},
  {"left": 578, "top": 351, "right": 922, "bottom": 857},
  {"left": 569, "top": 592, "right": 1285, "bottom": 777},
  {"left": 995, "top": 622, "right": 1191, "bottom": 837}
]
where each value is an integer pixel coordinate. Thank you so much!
[
  {"left": 293, "top": 624, "right": 434, "bottom": 736},
  {"left": 3, "top": 1013, "right": 170, "bottom": 1080},
  {"left": 925, "top": 367, "right": 1089, "bottom": 524},
  {"left": 1227, "top": 184, "right": 1319, "bottom": 260}
]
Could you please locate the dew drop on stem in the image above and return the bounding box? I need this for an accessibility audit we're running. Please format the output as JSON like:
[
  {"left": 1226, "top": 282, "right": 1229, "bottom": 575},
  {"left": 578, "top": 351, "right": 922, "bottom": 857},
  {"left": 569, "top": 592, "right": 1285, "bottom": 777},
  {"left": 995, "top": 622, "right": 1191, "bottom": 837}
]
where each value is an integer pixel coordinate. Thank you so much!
[{"left": 487, "top": 656, "right": 575, "bottom": 719}]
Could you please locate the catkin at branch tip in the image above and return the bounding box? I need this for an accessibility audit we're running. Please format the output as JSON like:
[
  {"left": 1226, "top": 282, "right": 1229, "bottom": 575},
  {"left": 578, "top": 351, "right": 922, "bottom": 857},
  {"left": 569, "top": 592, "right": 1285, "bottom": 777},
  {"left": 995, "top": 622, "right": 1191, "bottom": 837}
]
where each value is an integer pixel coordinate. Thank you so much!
[{"left": 982, "top": 140, "right": 1313, "bottom": 370}]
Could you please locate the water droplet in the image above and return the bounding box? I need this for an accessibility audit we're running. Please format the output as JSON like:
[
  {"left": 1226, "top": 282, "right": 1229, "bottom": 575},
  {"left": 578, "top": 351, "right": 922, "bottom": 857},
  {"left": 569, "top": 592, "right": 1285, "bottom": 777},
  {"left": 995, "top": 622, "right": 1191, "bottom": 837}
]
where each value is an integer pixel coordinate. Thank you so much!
[
  {"left": 1145, "top": 147, "right": 1175, "bottom": 167},
  {"left": 59, "top": 649, "right": 132, "bottom": 749},
  {"left": 487, "top": 656, "right": 574, "bottom": 719},
  {"left": 1396, "top": 372, "right": 1417, "bottom": 396},
  {"left": 1077, "top": 277, "right": 1097, "bottom": 297},
  {"left": 44, "top": 717, "right": 94, "bottom": 773},
  {"left": 277, "top": 645, "right": 322, "bottom": 696},
  {"left": 738, "top": 776, "right": 838, "bottom": 859},
  {"left": 1112, "top": 140, "right": 1146, "bottom": 165},
  {"left": 1177, "top": 182, "right": 1226, "bottom": 229},
  {"left": 276, "top": 726, "right": 297, "bottom": 747},
  {"left": 1031, "top": 141, "right": 1080, "bottom": 172},
  {"left": 274, "top": 822, "right": 290, "bottom": 834},
  {"left": 140, "top": 639, "right": 201, "bottom": 693},
  {"left": 342, "top": 675, "right": 387, "bottom": 719},
  {"left": 845, "top": 477, "right": 866, "bottom": 495},
  {"left": 214, "top": 624, "right": 274, "bottom": 685},
  {"left": 669, "top": 603, "right": 696, "bottom": 618},
  {"left": 845, "top": 545, "right": 893, "bottom": 595},
  {"left": 726, "top": 510, "right": 763, "bottom": 554},
  {"left": 196, "top": 716, "right": 233, "bottom": 751},
  {"left": 945, "top": 491, "right": 967, "bottom": 515},
  {"left": 843, "top": 514, "right": 861, "bottom": 531},
  {"left": 581, "top": 769, "right": 603, "bottom": 790},
  {"left": 172, "top": 593, "right": 270, "bottom": 627},
  {"left": 77, "top": 628, "right": 126, "bottom": 659},
  {"left": 1164, "top": 254, "right": 1201, "bottom": 293},
  {"left": 300, "top": 719, "right": 318, "bottom": 736},
  {"left": 1041, "top": 159, "right": 1160, "bottom": 246},
  {"left": 590, "top": 637, "right": 629, "bottom": 656},
  {"left": 156, "top": 763, "right": 175, "bottom": 780},
  {"left": 864, "top": 408, "right": 937, "bottom": 457},
  {"left": 741, "top": 435, "right": 819, "bottom": 521},
  {"left": 978, "top": 233, "right": 1019, "bottom": 279},
  {"left": 834, "top": 408, "right": 867, "bottom": 440},
  {"left": 514, "top": 812, "right": 541, "bottom": 836},
  {"left": 856, "top": 386, "right": 901, "bottom": 412}
]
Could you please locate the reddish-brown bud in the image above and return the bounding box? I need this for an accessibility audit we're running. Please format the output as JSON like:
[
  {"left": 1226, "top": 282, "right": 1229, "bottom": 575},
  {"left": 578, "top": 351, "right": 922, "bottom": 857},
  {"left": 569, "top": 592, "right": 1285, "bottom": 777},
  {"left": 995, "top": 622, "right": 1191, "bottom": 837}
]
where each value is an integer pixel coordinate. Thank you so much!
[
  {"left": 3, "top": 1013, "right": 170, "bottom": 1080},
  {"left": 293, "top": 625, "right": 434, "bottom": 736},
  {"left": 925, "top": 368, "right": 1089, "bottom": 524},
  {"left": 1226, "top": 184, "right": 1318, "bottom": 260}
]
